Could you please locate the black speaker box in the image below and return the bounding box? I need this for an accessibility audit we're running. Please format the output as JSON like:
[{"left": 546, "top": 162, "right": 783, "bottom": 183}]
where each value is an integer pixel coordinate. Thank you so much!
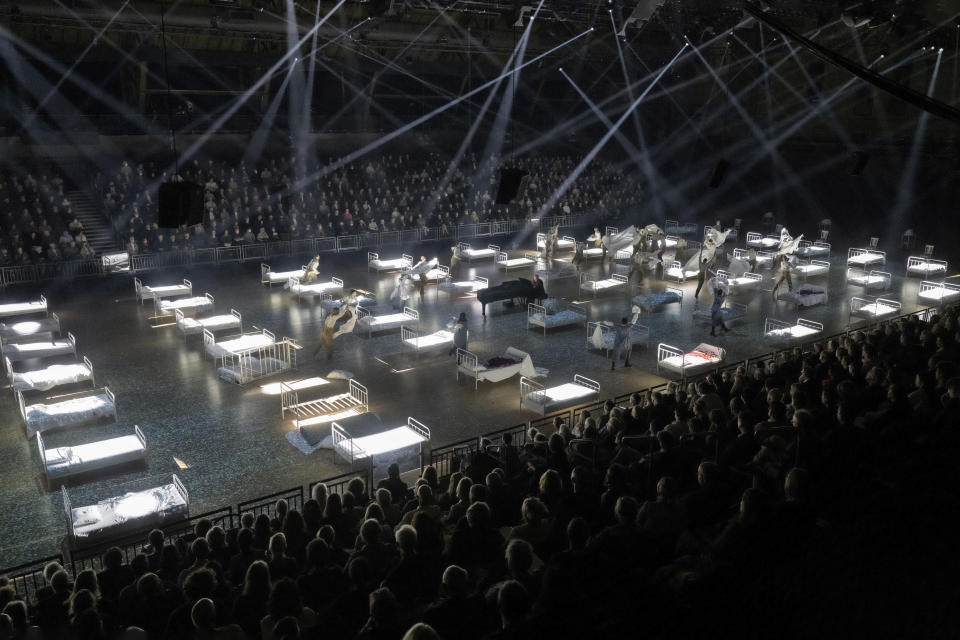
[
  {"left": 709, "top": 159, "right": 729, "bottom": 189},
  {"left": 158, "top": 182, "right": 205, "bottom": 228},
  {"left": 495, "top": 168, "right": 529, "bottom": 204}
]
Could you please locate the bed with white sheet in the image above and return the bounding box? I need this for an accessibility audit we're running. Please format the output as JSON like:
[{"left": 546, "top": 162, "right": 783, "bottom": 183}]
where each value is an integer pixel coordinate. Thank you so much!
[
  {"left": 8, "top": 356, "right": 94, "bottom": 393},
  {"left": 527, "top": 301, "right": 588, "bottom": 335},
  {"left": 692, "top": 302, "right": 748, "bottom": 326},
  {"left": 204, "top": 329, "right": 276, "bottom": 360},
  {"left": 847, "top": 248, "right": 886, "bottom": 268},
  {"left": 63, "top": 475, "right": 188, "bottom": 544},
  {"left": 846, "top": 269, "right": 891, "bottom": 292},
  {"left": 657, "top": 343, "right": 726, "bottom": 376},
  {"left": 438, "top": 276, "right": 488, "bottom": 296},
  {"left": 763, "top": 318, "right": 823, "bottom": 343},
  {"left": 666, "top": 261, "right": 700, "bottom": 283},
  {"left": 745, "top": 232, "right": 780, "bottom": 250},
  {"left": 19, "top": 386, "right": 117, "bottom": 437},
  {"left": 732, "top": 248, "right": 774, "bottom": 269},
  {"left": 155, "top": 293, "right": 214, "bottom": 317},
  {"left": 456, "top": 346, "right": 540, "bottom": 390},
  {"left": 261, "top": 263, "right": 307, "bottom": 285},
  {"left": 0, "top": 296, "right": 47, "bottom": 319},
  {"left": 850, "top": 297, "right": 901, "bottom": 324},
  {"left": 577, "top": 242, "right": 606, "bottom": 260},
  {"left": 716, "top": 270, "right": 762, "bottom": 293},
  {"left": 666, "top": 220, "right": 698, "bottom": 236},
  {"left": 632, "top": 287, "right": 684, "bottom": 312},
  {"left": 917, "top": 281, "right": 960, "bottom": 304},
  {"left": 580, "top": 272, "right": 628, "bottom": 298},
  {"left": 536, "top": 233, "right": 576, "bottom": 251},
  {"left": 401, "top": 326, "right": 455, "bottom": 353},
  {"left": 662, "top": 235, "right": 680, "bottom": 250},
  {"left": 796, "top": 241, "right": 831, "bottom": 258},
  {"left": 906, "top": 256, "right": 948, "bottom": 278},
  {"left": 587, "top": 321, "right": 649, "bottom": 355},
  {"left": 367, "top": 252, "right": 412, "bottom": 273},
  {"left": 332, "top": 414, "right": 430, "bottom": 467},
  {"left": 794, "top": 259, "right": 830, "bottom": 280},
  {"left": 357, "top": 306, "right": 419, "bottom": 337},
  {"left": 39, "top": 425, "right": 146, "bottom": 482},
  {"left": 135, "top": 278, "right": 191, "bottom": 305},
  {"left": 176, "top": 309, "right": 242, "bottom": 337},
  {"left": 777, "top": 284, "right": 828, "bottom": 307},
  {"left": 2, "top": 332, "right": 76, "bottom": 363},
  {"left": 497, "top": 251, "right": 538, "bottom": 271},
  {"left": 520, "top": 374, "right": 600, "bottom": 415},
  {"left": 0, "top": 312, "right": 59, "bottom": 342},
  {"left": 413, "top": 264, "right": 450, "bottom": 283},
  {"left": 288, "top": 276, "right": 344, "bottom": 301},
  {"left": 457, "top": 242, "right": 499, "bottom": 262},
  {"left": 282, "top": 379, "right": 367, "bottom": 446}
]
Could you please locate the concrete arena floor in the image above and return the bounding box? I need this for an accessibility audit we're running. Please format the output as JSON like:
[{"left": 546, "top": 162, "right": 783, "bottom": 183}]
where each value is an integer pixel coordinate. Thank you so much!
[{"left": 0, "top": 241, "right": 940, "bottom": 567}]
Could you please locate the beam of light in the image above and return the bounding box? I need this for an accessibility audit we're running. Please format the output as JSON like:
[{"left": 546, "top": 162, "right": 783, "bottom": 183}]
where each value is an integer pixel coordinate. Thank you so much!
[
  {"left": 891, "top": 48, "right": 944, "bottom": 223},
  {"left": 24, "top": 0, "right": 130, "bottom": 132},
  {"left": 176, "top": 0, "right": 347, "bottom": 168},
  {"left": 534, "top": 44, "right": 688, "bottom": 220},
  {"left": 244, "top": 63, "right": 297, "bottom": 166},
  {"left": 291, "top": 28, "right": 594, "bottom": 192}
]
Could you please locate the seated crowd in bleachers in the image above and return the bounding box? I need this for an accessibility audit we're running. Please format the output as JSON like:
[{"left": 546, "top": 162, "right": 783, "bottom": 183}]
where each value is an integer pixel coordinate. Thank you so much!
[
  {"left": 2, "top": 308, "right": 957, "bottom": 639},
  {"left": 0, "top": 169, "right": 96, "bottom": 266},
  {"left": 101, "top": 152, "right": 641, "bottom": 255}
]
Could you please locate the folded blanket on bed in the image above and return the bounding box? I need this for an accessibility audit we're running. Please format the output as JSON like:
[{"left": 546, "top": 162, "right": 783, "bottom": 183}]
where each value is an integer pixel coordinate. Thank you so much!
[{"left": 633, "top": 291, "right": 681, "bottom": 312}]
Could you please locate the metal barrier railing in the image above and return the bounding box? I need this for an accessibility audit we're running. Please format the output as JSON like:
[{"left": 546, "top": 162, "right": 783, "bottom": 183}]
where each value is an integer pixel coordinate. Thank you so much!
[
  {"left": 236, "top": 486, "right": 305, "bottom": 520},
  {"left": 0, "top": 554, "right": 65, "bottom": 606},
  {"left": 307, "top": 468, "right": 373, "bottom": 502}
]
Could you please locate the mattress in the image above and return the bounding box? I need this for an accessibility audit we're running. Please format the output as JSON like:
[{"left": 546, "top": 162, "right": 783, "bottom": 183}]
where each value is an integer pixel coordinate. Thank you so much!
[
  {"left": 358, "top": 312, "right": 411, "bottom": 331},
  {"left": 529, "top": 310, "right": 584, "bottom": 328},
  {"left": 660, "top": 351, "right": 722, "bottom": 372},
  {"left": 725, "top": 277, "right": 761, "bottom": 290},
  {"left": 632, "top": 292, "right": 681, "bottom": 312},
  {"left": 796, "top": 245, "right": 829, "bottom": 257},
  {"left": 404, "top": 330, "right": 454, "bottom": 349},
  {"left": 320, "top": 295, "right": 376, "bottom": 312},
  {"left": 847, "top": 252, "right": 884, "bottom": 266},
  {"left": 420, "top": 268, "right": 448, "bottom": 281},
  {"left": 218, "top": 356, "right": 290, "bottom": 384},
  {"left": 459, "top": 349, "right": 537, "bottom": 384},
  {"left": 538, "top": 238, "right": 576, "bottom": 249},
  {"left": 918, "top": 285, "right": 960, "bottom": 302},
  {"left": 463, "top": 248, "right": 496, "bottom": 259},
  {"left": 25, "top": 393, "right": 115, "bottom": 436},
  {"left": 794, "top": 264, "right": 829, "bottom": 276},
  {"left": 11, "top": 363, "right": 91, "bottom": 392},
  {"left": 0, "top": 318, "right": 59, "bottom": 340},
  {"left": 523, "top": 382, "right": 596, "bottom": 412},
  {"left": 847, "top": 273, "right": 888, "bottom": 287},
  {"left": 290, "top": 281, "right": 342, "bottom": 295},
  {"left": 907, "top": 262, "right": 946, "bottom": 275},
  {"left": 45, "top": 434, "right": 144, "bottom": 477},
  {"left": 778, "top": 286, "right": 828, "bottom": 307},
  {"left": 582, "top": 247, "right": 605, "bottom": 258},
  {"left": 157, "top": 296, "right": 213, "bottom": 313},
  {"left": 178, "top": 314, "right": 241, "bottom": 335},
  {"left": 3, "top": 339, "right": 74, "bottom": 359},
  {"left": 853, "top": 302, "right": 899, "bottom": 317},
  {"left": 765, "top": 324, "right": 821, "bottom": 340},
  {"left": 0, "top": 301, "right": 45, "bottom": 318},
  {"left": 666, "top": 267, "right": 699, "bottom": 280},
  {"left": 747, "top": 238, "right": 780, "bottom": 248},
  {"left": 369, "top": 258, "right": 408, "bottom": 270},
  {"left": 439, "top": 281, "right": 485, "bottom": 293},
  {"left": 500, "top": 258, "right": 535, "bottom": 268},
  {"left": 70, "top": 483, "right": 187, "bottom": 540},
  {"left": 582, "top": 278, "right": 624, "bottom": 291},
  {"left": 208, "top": 334, "right": 274, "bottom": 358},
  {"left": 143, "top": 284, "right": 189, "bottom": 297},
  {"left": 266, "top": 268, "right": 306, "bottom": 282}
]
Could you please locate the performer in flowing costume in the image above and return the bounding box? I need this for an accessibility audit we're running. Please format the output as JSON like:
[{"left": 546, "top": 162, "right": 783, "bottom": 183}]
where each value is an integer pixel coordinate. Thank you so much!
[{"left": 771, "top": 227, "right": 803, "bottom": 300}]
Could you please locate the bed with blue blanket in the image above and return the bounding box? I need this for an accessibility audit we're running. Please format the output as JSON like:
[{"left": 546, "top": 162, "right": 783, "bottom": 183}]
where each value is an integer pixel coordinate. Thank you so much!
[
  {"left": 527, "top": 299, "right": 588, "bottom": 335},
  {"left": 631, "top": 287, "right": 683, "bottom": 312}
]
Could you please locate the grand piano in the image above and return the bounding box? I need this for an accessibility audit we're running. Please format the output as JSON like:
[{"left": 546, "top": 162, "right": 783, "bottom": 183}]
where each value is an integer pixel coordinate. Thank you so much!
[{"left": 477, "top": 278, "right": 546, "bottom": 315}]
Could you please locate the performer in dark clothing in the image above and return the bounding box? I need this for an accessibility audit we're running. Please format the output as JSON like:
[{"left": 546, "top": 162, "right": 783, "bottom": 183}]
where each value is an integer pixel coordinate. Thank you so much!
[
  {"left": 710, "top": 283, "right": 730, "bottom": 337},
  {"left": 695, "top": 258, "right": 709, "bottom": 300},
  {"left": 527, "top": 274, "right": 547, "bottom": 305}
]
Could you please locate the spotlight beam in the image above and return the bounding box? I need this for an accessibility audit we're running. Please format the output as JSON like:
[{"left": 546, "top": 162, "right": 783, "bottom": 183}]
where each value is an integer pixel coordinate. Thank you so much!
[
  {"left": 535, "top": 44, "right": 688, "bottom": 220},
  {"left": 291, "top": 28, "right": 594, "bottom": 192}
]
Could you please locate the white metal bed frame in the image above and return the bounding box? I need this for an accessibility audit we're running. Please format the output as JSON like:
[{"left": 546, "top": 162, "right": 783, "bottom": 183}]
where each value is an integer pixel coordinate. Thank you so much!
[
  {"left": 289, "top": 276, "right": 344, "bottom": 302},
  {"left": 576, "top": 241, "right": 605, "bottom": 260},
  {"left": 849, "top": 297, "right": 901, "bottom": 325},
  {"left": 282, "top": 378, "right": 369, "bottom": 431},
  {"left": 356, "top": 305, "right": 419, "bottom": 337},
  {"left": 732, "top": 248, "right": 775, "bottom": 268},
  {"left": 175, "top": 308, "right": 242, "bottom": 339},
  {"left": 527, "top": 301, "right": 588, "bottom": 335},
  {"left": 438, "top": 275, "right": 488, "bottom": 297},
  {"left": 632, "top": 284, "right": 685, "bottom": 311},
  {"left": 715, "top": 270, "right": 762, "bottom": 292},
  {"left": 134, "top": 278, "right": 191, "bottom": 305},
  {"left": 0, "top": 311, "right": 60, "bottom": 343},
  {"left": 579, "top": 272, "right": 628, "bottom": 298},
  {"left": 586, "top": 320, "right": 650, "bottom": 356},
  {"left": 906, "top": 256, "right": 948, "bottom": 278},
  {"left": 846, "top": 247, "right": 886, "bottom": 267},
  {"left": 845, "top": 268, "right": 892, "bottom": 292},
  {"left": 455, "top": 347, "right": 532, "bottom": 390},
  {"left": 796, "top": 240, "right": 831, "bottom": 258},
  {"left": 794, "top": 259, "right": 831, "bottom": 281},
  {"left": 745, "top": 232, "right": 781, "bottom": 249},
  {"left": 2, "top": 331, "right": 77, "bottom": 363},
  {"left": 19, "top": 386, "right": 117, "bottom": 434},
  {"left": 656, "top": 343, "right": 726, "bottom": 378},
  {"left": 666, "top": 260, "right": 700, "bottom": 283},
  {"left": 332, "top": 416, "right": 429, "bottom": 465},
  {"left": 536, "top": 233, "right": 576, "bottom": 251},
  {"left": 261, "top": 263, "right": 307, "bottom": 285},
  {"left": 367, "top": 252, "right": 413, "bottom": 272},
  {"left": 0, "top": 295, "right": 48, "bottom": 318},
  {"left": 520, "top": 374, "right": 600, "bottom": 414},
  {"left": 918, "top": 280, "right": 960, "bottom": 304},
  {"left": 153, "top": 292, "right": 214, "bottom": 319},
  {"left": 457, "top": 242, "right": 500, "bottom": 262},
  {"left": 7, "top": 354, "right": 94, "bottom": 394},
  {"left": 38, "top": 424, "right": 146, "bottom": 482},
  {"left": 497, "top": 251, "right": 539, "bottom": 271},
  {"left": 400, "top": 325, "right": 455, "bottom": 354},
  {"left": 763, "top": 317, "right": 823, "bottom": 344}
]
